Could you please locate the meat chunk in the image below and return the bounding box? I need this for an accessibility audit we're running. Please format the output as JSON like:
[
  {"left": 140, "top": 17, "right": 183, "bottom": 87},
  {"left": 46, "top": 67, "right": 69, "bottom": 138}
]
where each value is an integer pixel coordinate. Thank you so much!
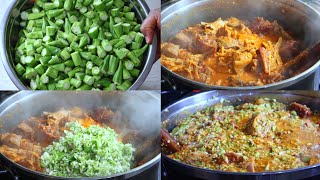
[
  {"left": 234, "top": 52, "right": 253, "bottom": 74},
  {"left": 0, "top": 145, "right": 42, "bottom": 172},
  {"left": 290, "top": 102, "right": 312, "bottom": 118},
  {"left": 250, "top": 17, "right": 274, "bottom": 35},
  {"left": 193, "top": 35, "right": 218, "bottom": 55},
  {"left": 217, "top": 37, "right": 242, "bottom": 49},
  {"left": 244, "top": 113, "right": 276, "bottom": 138},
  {"left": 171, "top": 32, "right": 193, "bottom": 50},
  {"left": 15, "top": 122, "right": 33, "bottom": 138},
  {"left": 225, "top": 152, "right": 244, "bottom": 163},
  {"left": 90, "top": 107, "right": 115, "bottom": 123},
  {"left": 161, "top": 43, "right": 180, "bottom": 58},
  {"left": 1, "top": 133, "right": 22, "bottom": 148}
]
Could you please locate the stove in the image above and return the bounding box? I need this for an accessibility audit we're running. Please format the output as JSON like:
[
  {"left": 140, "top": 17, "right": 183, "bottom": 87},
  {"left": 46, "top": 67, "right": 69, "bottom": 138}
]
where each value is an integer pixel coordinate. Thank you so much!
[
  {"left": 0, "top": 92, "right": 160, "bottom": 180},
  {"left": 161, "top": 91, "right": 320, "bottom": 180}
]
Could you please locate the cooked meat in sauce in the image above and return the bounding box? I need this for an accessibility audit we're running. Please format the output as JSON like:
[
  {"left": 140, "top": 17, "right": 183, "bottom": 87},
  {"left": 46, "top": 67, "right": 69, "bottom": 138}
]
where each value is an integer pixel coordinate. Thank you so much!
[
  {"left": 161, "top": 17, "right": 305, "bottom": 86},
  {"left": 0, "top": 107, "right": 149, "bottom": 173},
  {"left": 163, "top": 98, "right": 320, "bottom": 172}
]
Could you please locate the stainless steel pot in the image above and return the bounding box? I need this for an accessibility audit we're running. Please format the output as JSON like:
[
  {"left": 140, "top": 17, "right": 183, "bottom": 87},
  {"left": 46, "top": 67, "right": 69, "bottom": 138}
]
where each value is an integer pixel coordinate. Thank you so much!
[
  {"left": 161, "top": 0, "right": 320, "bottom": 90},
  {"left": 0, "top": 91, "right": 161, "bottom": 179},
  {"left": 0, "top": 0, "right": 157, "bottom": 90},
  {"left": 161, "top": 90, "right": 320, "bottom": 180}
]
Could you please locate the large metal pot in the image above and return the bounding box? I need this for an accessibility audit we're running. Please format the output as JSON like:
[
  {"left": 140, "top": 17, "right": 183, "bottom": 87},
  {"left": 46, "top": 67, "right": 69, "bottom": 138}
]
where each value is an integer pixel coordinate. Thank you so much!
[
  {"left": 161, "top": 0, "right": 320, "bottom": 90},
  {"left": 161, "top": 91, "right": 320, "bottom": 180},
  {"left": 0, "top": 0, "right": 157, "bottom": 90},
  {"left": 0, "top": 91, "right": 160, "bottom": 179}
]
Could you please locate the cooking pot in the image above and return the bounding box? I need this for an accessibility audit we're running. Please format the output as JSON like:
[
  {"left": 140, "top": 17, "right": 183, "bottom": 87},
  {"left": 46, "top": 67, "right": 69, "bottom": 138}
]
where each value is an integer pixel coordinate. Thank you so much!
[
  {"left": 0, "top": 91, "right": 160, "bottom": 179},
  {"left": 161, "top": 90, "right": 320, "bottom": 180},
  {"left": 161, "top": 0, "right": 320, "bottom": 90}
]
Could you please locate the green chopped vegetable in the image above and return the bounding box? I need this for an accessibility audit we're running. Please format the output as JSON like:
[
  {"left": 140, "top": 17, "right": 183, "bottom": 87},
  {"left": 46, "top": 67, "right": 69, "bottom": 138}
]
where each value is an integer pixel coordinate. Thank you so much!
[
  {"left": 40, "top": 121, "right": 135, "bottom": 177},
  {"left": 14, "top": 0, "right": 148, "bottom": 90}
]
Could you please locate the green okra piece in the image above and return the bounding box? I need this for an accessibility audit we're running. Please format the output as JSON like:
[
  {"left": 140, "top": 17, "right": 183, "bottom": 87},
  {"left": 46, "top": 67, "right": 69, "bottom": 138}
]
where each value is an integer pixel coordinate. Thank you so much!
[
  {"left": 101, "top": 40, "right": 113, "bottom": 52},
  {"left": 88, "top": 26, "right": 99, "bottom": 39},
  {"left": 79, "top": 35, "right": 89, "bottom": 48},
  {"left": 129, "top": 68, "right": 140, "bottom": 77},
  {"left": 70, "top": 78, "right": 82, "bottom": 88},
  {"left": 70, "top": 41, "right": 83, "bottom": 52},
  {"left": 114, "top": 39, "right": 126, "bottom": 48},
  {"left": 67, "top": 67, "right": 83, "bottom": 78},
  {"left": 48, "top": 55, "right": 62, "bottom": 65},
  {"left": 75, "top": 72, "right": 85, "bottom": 80},
  {"left": 127, "top": 52, "right": 141, "bottom": 67},
  {"left": 86, "top": 61, "right": 93, "bottom": 70},
  {"left": 93, "top": 0, "right": 105, "bottom": 11},
  {"left": 116, "top": 80, "right": 132, "bottom": 90},
  {"left": 104, "top": 83, "right": 116, "bottom": 90},
  {"left": 28, "top": 11, "right": 45, "bottom": 20},
  {"left": 113, "top": 22, "right": 123, "bottom": 38},
  {"left": 40, "top": 74, "right": 49, "bottom": 84},
  {"left": 64, "top": 0, "right": 74, "bottom": 11},
  {"left": 97, "top": 46, "right": 106, "bottom": 58},
  {"left": 80, "top": 52, "right": 92, "bottom": 60},
  {"left": 133, "top": 24, "right": 141, "bottom": 32},
  {"left": 122, "top": 68, "right": 132, "bottom": 80},
  {"left": 20, "top": 11, "right": 29, "bottom": 21},
  {"left": 26, "top": 31, "right": 43, "bottom": 39},
  {"left": 71, "top": 21, "right": 83, "bottom": 35},
  {"left": 45, "top": 67, "right": 59, "bottom": 79},
  {"left": 64, "top": 18, "right": 72, "bottom": 34},
  {"left": 71, "top": 51, "right": 82, "bottom": 67},
  {"left": 131, "top": 42, "right": 141, "bottom": 50},
  {"left": 134, "top": 32, "right": 145, "bottom": 45},
  {"left": 83, "top": 0, "right": 93, "bottom": 6},
  {"left": 96, "top": 78, "right": 111, "bottom": 88},
  {"left": 109, "top": 16, "right": 114, "bottom": 34},
  {"left": 124, "top": 12, "right": 135, "bottom": 21},
  {"left": 56, "top": 79, "right": 71, "bottom": 90},
  {"left": 124, "top": 60, "right": 134, "bottom": 70},
  {"left": 110, "top": 8, "right": 120, "bottom": 17},
  {"left": 64, "top": 60, "right": 75, "bottom": 67},
  {"left": 40, "top": 56, "right": 51, "bottom": 66},
  {"left": 51, "top": 63, "right": 65, "bottom": 72},
  {"left": 25, "top": 66, "right": 37, "bottom": 79},
  {"left": 83, "top": 75, "right": 95, "bottom": 85},
  {"left": 46, "top": 9, "right": 64, "bottom": 19},
  {"left": 114, "top": 0, "right": 124, "bottom": 8},
  {"left": 92, "top": 66, "right": 101, "bottom": 76},
  {"left": 87, "top": 45, "right": 97, "bottom": 54},
  {"left": 122, "top": 23, "right": 131, "bottom": 34},
  {"left": 15, "top": 63, "right": 26, "bottom": 75},
  {"left": 76, "top": 84, "right": 92, "bottom": 90},
  {"left": 101, "top": 55, "right": 110, "bottom": 74},
  {"left": 48, "top": 83, "right": 56, "bottom": 90},
  {"left": 63, "top": 33, "right": 78, "bottom": 43},
  {"left": 112, "top": 60, "right": 123, "bottom": 85},
  {"left": 34, "top": 64, "right": 45, "bottom": 75},
  {"left": 114, "top": 48, "right": 129, "bottom": 60},
  {"left": 43, "top": 44, "right": 61, "bottom": 54},
  {"left": 133, "top": 44, "right": 149, "bottom": 57},
  {"left": 91, "top": 55, "right": 103, "bottom": 66},
  {"left": 107, "top": 55, "right": 119, "bottom": 75}
]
